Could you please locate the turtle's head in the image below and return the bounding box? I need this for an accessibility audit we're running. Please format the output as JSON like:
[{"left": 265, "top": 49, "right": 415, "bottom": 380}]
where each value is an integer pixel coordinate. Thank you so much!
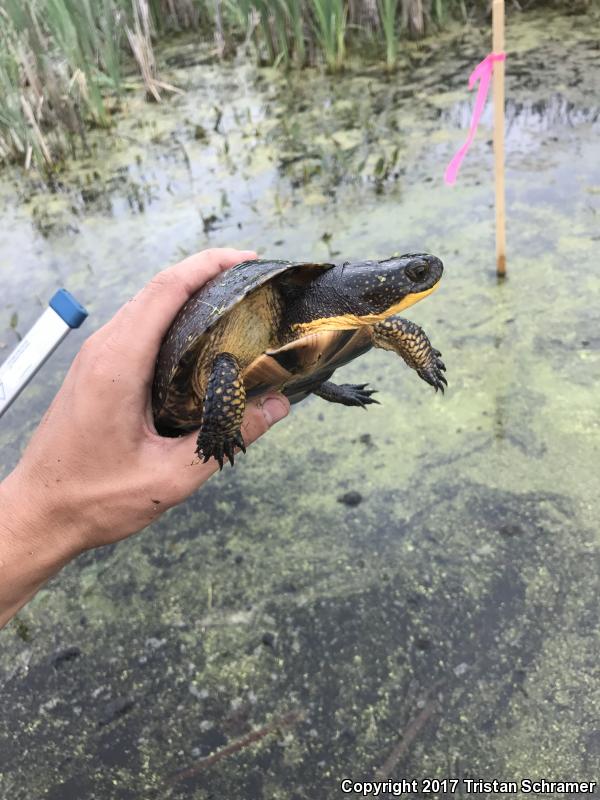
[
  {"left": 286, "top": 252, "right": 443, "bottom": 335},
  {"left": 337, "top": 253, "right": 443, "bottom": 318}
]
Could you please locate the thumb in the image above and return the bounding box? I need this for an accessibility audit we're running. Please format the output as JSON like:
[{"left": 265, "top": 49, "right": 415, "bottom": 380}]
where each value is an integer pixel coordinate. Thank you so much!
[
  {"left": 241, "top": 393, "right": 290, "bottom": 446},
  {"left": 165, "top": 393, "right": 290, "bottom": 488}
]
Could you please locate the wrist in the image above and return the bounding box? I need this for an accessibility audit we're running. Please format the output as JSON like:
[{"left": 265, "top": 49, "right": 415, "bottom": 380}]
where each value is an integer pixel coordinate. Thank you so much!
[
  {"left": 0, "top": 466, "right": 85, "bottom": 627},
  {"left": 1, "top": 463, "right": 89, "bottom": 557}
]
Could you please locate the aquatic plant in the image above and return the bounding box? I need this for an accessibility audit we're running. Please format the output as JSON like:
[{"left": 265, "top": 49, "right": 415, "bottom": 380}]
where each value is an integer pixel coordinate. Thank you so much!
[
  {"left": 227, "top": 0, "right": 334, "bottom": 69},
  {"left": 310, "top": 0, "right": 347, "bottom": 71},
  {"left": 430, "top": 0, "right": 467, "bottom": 25},
  {"left": 0, "top": 0, "right": 592, "bottom": 169},
  {"left": 0, "top": 0, "right": 184, "bottom": 167},
  {"left": 282, "top": 0, "right": 307, "bottom": 67},
  {"left": 378, "top": 0, "right": 400, "bottom": 69},
  {"left": 0, "top": 0, "right": 120, "bottom": 166},
  {"left": 401, "top": 0, "right": 424, "bottom": 37},
  {"left": 223, "top": 0, "right": 306, "bottom": 67}
]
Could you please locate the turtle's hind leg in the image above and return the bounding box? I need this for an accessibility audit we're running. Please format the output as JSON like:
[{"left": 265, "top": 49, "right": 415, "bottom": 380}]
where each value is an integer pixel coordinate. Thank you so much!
[
  {"left": 196, "top": 353, "right": 246, "bottom": 469},
  {"left": 314, "top": 381, "right": 379, "bottom": 409},
  {"left": 370, "top": 317, "right": 447, "bottom": 392}
]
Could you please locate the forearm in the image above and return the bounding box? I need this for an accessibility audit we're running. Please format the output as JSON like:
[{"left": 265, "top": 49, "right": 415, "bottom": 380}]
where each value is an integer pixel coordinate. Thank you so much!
[{"left": 0, "top": 469, "right": 82, "bottom": 629}]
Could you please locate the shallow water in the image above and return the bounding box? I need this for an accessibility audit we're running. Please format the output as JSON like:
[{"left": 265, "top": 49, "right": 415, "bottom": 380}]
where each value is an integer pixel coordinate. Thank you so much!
[{"left": 1, "top": 9, "right": 599, "bottom": 799}]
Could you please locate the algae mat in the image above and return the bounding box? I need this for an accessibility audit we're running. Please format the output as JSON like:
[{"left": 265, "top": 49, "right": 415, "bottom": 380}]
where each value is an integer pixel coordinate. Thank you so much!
[{"left": 0, "top": 9, "right": 599, "bottom": 799}]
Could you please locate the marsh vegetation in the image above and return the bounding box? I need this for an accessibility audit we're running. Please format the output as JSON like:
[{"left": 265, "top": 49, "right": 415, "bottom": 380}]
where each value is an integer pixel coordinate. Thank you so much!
[{"left": 0, "top": 0, "right": 593, "bottom": 168}]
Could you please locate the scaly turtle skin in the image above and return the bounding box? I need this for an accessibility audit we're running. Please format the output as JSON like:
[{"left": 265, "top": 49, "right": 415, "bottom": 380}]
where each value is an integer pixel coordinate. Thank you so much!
[{"left": 152, "top": 253, "right": 446, "bottom": 468}]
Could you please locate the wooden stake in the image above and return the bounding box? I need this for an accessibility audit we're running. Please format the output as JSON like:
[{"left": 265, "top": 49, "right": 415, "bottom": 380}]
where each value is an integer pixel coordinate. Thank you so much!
[{"left": 492, "top": 0, "right": 506, "bottom": 276}]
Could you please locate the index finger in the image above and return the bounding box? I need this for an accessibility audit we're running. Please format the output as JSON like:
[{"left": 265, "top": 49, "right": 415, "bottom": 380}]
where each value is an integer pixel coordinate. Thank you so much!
[
  {"left": 95, "top": 248, "right": 256, "bottom": 382},
  {"left": 119, "top": 248, "right": 257, "bottom": 352}
]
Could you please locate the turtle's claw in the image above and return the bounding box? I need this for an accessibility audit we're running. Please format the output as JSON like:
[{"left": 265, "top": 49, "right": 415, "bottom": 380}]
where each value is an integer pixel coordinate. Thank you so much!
[
  {"left": 196, "top": 429, "right": 245, "bottom": 470},
  {"left": 233, "top": 431, "right": 246, "bottom": 454},
  {"left": 339, "top": 383, "right": 380, "bottom": 408},
  {"left": 418, "top": 353, "right": 448, "bottom": 395},
  {"left": 223, "top": 438, "right": 236, "bottom": 467}
]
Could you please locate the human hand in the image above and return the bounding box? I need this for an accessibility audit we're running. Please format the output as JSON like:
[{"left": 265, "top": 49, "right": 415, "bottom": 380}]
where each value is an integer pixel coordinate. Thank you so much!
[{"left": 2, "top": 248, "right": 290, "bottom": 558}]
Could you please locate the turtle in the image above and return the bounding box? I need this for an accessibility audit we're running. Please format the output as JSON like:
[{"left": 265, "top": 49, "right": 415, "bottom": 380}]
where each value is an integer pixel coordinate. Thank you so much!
[{"left": 152, "top": 253, "right": 446, "bottom": 469}]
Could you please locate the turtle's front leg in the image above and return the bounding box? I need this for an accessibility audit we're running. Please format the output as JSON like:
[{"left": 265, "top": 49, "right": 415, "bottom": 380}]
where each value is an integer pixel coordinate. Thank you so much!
[
  {"left": 196, "top": 353, "right": 246, "bottom": 469},
  {"left": 369, "top": 317, "right": 447, "bottom": 392}
]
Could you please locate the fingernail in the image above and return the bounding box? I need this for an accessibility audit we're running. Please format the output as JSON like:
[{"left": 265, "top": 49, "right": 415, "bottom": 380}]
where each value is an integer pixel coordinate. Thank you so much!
[{"left": 262, "top": 396, "right": 289, "bottom": 426}]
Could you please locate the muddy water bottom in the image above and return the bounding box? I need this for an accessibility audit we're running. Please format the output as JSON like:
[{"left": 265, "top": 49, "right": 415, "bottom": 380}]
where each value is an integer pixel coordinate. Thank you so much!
[{"left": 0, "top": 9, "right": 599, "bottom": 800}]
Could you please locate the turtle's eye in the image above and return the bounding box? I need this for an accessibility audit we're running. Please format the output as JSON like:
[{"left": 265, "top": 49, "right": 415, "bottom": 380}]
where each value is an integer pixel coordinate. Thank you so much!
[{"left": 405, "top": 262, "right": 430, "bottom": 283}]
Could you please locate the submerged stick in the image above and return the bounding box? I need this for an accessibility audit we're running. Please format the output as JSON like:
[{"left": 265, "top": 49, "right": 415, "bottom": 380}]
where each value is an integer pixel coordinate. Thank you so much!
[
  {"left": 171, "top": 708, "right": 305, "bottom": 784},
  {"left": 375, "top": 694, "right": 440, "bottom": 780},
  {"left": 493, "top": 0, "right": 507, "bottom": 276}
]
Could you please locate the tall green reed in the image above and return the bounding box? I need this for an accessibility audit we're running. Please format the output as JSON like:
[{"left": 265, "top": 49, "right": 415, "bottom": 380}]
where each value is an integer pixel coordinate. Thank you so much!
[
  {"left": 431, "top": 0, "right": 467, "bottom": 25},
  {"left": 377, "top": 0, "right": 399, "bottom": 69},
  {"left": 225, "top": 0, "right": 305, "bottom": 67},
  {"left": 310, "top": 0, "right": 347, "bottom": 71},
  {"left": 281, "top": 0, "right": 306, "bottom": 67},
  {"left": 0, "top": 0, "right": 188, "bottom": 167}
]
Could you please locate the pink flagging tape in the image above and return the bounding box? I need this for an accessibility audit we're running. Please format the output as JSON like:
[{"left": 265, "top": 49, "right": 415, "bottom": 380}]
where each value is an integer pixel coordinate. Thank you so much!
[{"left": 444, "top": 51, "right": 506, "bottom": 186}]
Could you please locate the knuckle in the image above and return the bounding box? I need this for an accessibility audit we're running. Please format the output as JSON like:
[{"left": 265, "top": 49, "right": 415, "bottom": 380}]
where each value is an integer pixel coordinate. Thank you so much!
[
  {"left": 76, "top": 331, "right": 102, "bottom": 362},
  {"left": 77, "top": 336, "right": 94, "bottom": 359},
  {"left": 146, "top": 269, "right": 190, "bottom": 306},
  {"left": 76, "top": 330, "right": 123, "bottom": 384},
  {"left": 147, "top": 270, "right": 180, "bottom": 293},
  {"left": 199, "top": 247, "right": 239, "bottom": 268},
  {"left": 201, "top": 247, "right": 224, "bottom": 261}
]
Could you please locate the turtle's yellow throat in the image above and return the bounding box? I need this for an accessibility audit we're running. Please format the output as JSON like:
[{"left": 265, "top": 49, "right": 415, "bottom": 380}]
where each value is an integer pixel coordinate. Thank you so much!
[{"left": 293, "top": 279, "right": 441, "bottom": 335}]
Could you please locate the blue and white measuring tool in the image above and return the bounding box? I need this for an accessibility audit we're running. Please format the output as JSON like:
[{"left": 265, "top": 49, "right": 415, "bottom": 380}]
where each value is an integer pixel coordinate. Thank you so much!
[{"left": 0, "top": 289, "right": 88, "bottom": 418}]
